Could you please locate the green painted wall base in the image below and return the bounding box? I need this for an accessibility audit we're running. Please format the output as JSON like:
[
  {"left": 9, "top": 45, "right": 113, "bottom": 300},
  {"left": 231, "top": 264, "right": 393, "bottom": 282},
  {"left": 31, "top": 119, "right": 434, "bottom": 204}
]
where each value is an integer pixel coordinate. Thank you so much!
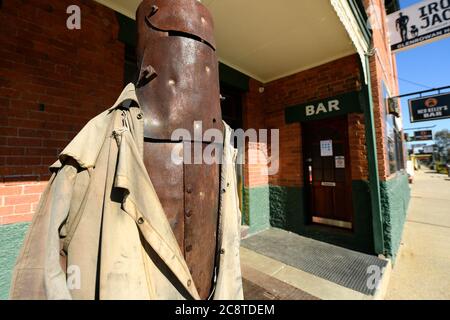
[
  {"left": 243, "top": 181, "right": 375, "bottom": 254},
  {"left": 269, "top": 182, "right": 375, "bottom": 254},
  {"left": 243, "top": 186, "right": 271, "bottom": 234},
  {"left": 0, "top": 175, "right": 408, "bottom": 300},
  {"left": 253, "top": 173, "right": 410, "bottom": 258},
  {"left": 0, "top": 223, "right": 30, "bottom": 300},
  {"left": 380, "top": 173, "right": 411, "bottom": 260}
]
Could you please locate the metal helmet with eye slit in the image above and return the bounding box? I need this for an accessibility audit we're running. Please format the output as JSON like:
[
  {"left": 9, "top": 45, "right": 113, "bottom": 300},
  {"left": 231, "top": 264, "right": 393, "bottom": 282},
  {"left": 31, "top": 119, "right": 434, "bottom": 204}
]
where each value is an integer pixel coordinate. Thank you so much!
[
  {"left": 134, "top": 0, "right": 225, "bottom": 301},
  {"left": 135, "top": 0, "right": 223, "bottom": 141}
]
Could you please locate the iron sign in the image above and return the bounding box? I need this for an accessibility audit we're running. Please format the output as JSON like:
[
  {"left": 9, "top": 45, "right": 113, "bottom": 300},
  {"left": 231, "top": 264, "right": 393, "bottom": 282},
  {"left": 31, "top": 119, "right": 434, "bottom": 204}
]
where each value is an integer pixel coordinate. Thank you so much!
[
  {"left": 388, "top": 0, "right": 450, "bottom": 52},
  {"left": 409, "top": 92, "right": 450, "bottom": 123}
]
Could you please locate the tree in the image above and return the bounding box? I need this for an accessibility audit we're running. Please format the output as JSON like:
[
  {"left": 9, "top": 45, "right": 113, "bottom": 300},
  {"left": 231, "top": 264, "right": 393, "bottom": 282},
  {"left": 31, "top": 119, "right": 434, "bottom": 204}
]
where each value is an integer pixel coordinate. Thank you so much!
[{"left": 434, "top": 129, "right": 450, "bottom": 162}]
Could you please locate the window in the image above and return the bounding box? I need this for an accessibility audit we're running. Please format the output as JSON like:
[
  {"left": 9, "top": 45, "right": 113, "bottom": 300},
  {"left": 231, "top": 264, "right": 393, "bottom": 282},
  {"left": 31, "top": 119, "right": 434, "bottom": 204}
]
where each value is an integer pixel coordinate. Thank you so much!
[{"left": 382, "top": 82, "right": 405, "bottom": 175}]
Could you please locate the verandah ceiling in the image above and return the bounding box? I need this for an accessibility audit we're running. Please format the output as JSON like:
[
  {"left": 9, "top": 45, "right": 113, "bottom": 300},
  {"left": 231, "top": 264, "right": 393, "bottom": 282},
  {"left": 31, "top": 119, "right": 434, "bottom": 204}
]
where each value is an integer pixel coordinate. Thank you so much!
[{"left": 95, "top": 0, "right": 356, "bottom": 83}]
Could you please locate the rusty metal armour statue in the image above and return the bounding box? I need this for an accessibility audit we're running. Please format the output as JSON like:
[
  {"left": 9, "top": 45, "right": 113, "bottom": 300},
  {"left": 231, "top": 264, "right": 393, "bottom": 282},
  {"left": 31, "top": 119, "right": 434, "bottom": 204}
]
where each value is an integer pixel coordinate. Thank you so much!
[{"left": 135, "top": 0, "right": 224, "bottom": 299}]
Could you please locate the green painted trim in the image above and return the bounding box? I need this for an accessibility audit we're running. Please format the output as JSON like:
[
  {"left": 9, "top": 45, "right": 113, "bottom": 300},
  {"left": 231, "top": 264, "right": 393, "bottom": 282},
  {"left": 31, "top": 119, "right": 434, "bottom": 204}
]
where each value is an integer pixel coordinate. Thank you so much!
[
  {"left": 0, "top": 223, "right": 30, "bottom": 300},
  {"left": 285, "top": 90, "right": 365, "bottom": 123},
  {"left": 362, "top": 55, "right": 385, "bottom": 255},
  {"left": 380, "top": 173, "right": 411, "bottom": 260},
  {"left": 268, "top": 183, "right": 375, "bottom": 254},
  {"left": 116, "top": 12, "right": 137, "bottom": 47},
  {"left": 219, "top": 63, "right": 250, "bottom": 92},
  {"left": 347, "top": 0, "right": 372, "bottom": 45}
]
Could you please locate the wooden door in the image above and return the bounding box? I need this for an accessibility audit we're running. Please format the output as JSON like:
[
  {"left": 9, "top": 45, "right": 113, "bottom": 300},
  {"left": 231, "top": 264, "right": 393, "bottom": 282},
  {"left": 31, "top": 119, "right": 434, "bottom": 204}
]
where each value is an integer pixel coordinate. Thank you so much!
[{"left": 302, "top": 116, "right": 353, "bottom": 229}]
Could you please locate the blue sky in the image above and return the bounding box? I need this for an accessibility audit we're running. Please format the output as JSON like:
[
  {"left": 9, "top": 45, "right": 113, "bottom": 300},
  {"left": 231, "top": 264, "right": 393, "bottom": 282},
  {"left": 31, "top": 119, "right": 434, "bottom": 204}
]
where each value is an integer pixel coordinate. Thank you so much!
[{"left": 395, "top": 0, "right": 450, "bottom": 145}]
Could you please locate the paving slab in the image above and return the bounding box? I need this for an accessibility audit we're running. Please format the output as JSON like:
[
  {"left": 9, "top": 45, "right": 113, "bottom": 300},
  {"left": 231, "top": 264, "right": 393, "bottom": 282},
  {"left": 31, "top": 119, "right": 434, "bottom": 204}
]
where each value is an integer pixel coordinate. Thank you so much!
[
  {"left": 240, "top": 247, "right": 374, "bottom": 300},
  {"left": 386, "top": 170, "right": 450, "bottom": 300},
  {"left": 242, "top": 264, "right": 319, "bottom": 300},
  {"left": 241, "top": 228, "right": 387, "bottom": 296}
]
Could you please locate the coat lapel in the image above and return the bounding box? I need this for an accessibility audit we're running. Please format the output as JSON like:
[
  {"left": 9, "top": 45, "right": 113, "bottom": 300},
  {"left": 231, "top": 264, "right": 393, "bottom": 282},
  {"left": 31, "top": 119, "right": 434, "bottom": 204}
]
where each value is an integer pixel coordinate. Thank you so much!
[{"left": 113, "top": 120, "right": 200, "bottom": 300}]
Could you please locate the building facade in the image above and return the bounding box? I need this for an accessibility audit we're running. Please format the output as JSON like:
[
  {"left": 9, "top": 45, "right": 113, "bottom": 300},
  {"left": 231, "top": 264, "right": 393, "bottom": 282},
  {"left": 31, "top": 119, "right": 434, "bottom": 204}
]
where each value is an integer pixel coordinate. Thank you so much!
[{"left": 0, "top": 0, "right": 410, "bottom": 299}]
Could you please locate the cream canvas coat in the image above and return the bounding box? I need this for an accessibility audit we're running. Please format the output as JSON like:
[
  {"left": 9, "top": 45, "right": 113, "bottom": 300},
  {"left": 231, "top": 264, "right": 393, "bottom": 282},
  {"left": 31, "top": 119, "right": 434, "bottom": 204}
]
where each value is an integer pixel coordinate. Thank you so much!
[{"left": 9, "top": 84, "right": 243, "bottom": 300}]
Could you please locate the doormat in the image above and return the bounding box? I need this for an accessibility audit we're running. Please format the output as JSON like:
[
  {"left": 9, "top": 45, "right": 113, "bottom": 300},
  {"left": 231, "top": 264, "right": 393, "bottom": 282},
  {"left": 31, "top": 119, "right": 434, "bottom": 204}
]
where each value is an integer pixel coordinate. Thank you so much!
[{"left": 241, "top": 228, "right": 388, "bottom": 296}]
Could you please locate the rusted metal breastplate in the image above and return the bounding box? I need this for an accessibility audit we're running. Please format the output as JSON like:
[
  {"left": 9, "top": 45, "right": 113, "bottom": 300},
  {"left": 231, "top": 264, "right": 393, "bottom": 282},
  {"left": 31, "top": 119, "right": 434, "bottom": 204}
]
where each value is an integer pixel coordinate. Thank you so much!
[{"left": 136, "top": 0, "right": 224, "bottom": 300}]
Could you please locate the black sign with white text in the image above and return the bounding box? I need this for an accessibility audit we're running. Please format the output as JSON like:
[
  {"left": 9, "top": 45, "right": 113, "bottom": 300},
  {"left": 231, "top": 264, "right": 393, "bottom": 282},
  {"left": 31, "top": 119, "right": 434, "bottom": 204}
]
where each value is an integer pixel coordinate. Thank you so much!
[
  {"left": 414, "top": 130, "right": 433, "bottom": 141},
  {"left": 409, "top": 93, "right": 450, "bottom": 123}
]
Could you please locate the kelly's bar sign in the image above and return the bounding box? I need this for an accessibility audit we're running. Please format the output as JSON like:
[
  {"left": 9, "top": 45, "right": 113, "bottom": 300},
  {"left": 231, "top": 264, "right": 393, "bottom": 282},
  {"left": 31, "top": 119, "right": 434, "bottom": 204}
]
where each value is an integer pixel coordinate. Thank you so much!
[
  {"left": 409, "top": 92, "right": 450, "bottom": 123},
  {"left": 387, "top": 0, "right": 450, "bottom": 52}
]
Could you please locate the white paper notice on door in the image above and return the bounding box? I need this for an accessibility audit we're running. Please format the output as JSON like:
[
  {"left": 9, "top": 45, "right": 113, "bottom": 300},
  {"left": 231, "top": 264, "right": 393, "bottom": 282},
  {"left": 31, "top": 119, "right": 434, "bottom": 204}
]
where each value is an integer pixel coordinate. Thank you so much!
[
  {"left": 320, "top": 140, "right": 333, "bottom": 157},
  {"left": 335, "top": 156, "right": 345, "bottom": 169}
]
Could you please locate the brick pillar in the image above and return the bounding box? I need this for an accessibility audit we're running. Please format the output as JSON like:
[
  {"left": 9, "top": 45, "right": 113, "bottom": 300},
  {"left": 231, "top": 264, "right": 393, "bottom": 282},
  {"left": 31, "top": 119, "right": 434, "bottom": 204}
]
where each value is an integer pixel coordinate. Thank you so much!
[
  {"left": 245, "top": 142, "right": 270, "bottom": 233},
  {"left": 0, "top": 182, "right": 47, "bottom": 224}
]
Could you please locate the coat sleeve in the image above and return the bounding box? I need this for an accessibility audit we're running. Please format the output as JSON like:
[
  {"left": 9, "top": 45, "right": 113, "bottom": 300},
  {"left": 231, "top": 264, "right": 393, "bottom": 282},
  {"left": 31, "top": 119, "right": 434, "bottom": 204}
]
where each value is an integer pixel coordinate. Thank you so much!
[
  {"left": 9, "top": 159, "right": 79, "bottom": 300},
  {"left": 213, "top": 124, "right": 244, "bottom": 300},
  {"left": 44, "top": 160, "right": 79, "bottom": 300},
  {"left": 9, "top": 173, "right": 56, "bottom": 300}
]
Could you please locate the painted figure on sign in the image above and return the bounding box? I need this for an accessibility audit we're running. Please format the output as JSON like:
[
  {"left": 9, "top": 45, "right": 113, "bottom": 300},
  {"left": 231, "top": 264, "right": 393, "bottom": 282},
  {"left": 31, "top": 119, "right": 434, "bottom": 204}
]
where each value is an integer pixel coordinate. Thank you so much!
[{"left": 396, "top": 12, "right": 410, "bottom": 42}]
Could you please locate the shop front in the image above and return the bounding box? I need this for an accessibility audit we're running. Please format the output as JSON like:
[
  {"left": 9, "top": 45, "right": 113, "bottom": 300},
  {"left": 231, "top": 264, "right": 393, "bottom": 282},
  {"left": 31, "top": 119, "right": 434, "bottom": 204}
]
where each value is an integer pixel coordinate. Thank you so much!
[
  {"left": 0, "top": 1, "right": 411, "bottom": 298},
  {"left": 256, "top": 55, "right": 377, "bottom": 254},
  {"left": 281, "top": 89, "right": 375, "bottom": 253}
]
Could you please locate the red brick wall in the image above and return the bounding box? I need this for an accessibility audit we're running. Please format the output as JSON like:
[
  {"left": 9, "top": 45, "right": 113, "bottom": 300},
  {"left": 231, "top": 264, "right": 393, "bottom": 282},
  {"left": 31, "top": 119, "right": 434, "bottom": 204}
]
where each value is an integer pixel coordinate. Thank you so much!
[
  {"left": 348, "top": 113, "right": 369, "bottom": 181},
  {"left": 241, "top": 1, "right": 403, "bottom": 188},
  {"left": 0, "top": 181, "right": 47, "bottom": 224},
  {"left": 242, "top": 79, "right": 265, "bottom": 132},
  {"left": 242, "top": 78, "right": 269, "bottom": 188},
  {"left": 0, "top": 0, "right": 125, "bottom": 224},
  {"left": 262, "top": 54, "right": 367, "bottom": 187},
  {"left": 363, "top": 0, "right": 402, "bottom": 180},
  {"left": 246, "top": 142, "right": 270, "bottom": 187}
]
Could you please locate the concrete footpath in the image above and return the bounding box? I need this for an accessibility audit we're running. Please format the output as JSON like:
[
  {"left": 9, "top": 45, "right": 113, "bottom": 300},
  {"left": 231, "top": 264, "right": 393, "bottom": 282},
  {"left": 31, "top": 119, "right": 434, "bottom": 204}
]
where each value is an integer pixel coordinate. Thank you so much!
[
  {"left": 241, "top": 228, "right": 390, "bottom": 300},
  {"left": 386, "top": 169, "right": 450, "bottom": 300}
]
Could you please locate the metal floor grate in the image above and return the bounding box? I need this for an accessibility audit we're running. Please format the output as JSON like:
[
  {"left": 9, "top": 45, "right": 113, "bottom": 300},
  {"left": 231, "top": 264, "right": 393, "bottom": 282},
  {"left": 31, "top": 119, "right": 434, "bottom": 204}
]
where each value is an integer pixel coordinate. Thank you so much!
[{"left": 241, "top": 228, "right": 388, "bottom": 296}]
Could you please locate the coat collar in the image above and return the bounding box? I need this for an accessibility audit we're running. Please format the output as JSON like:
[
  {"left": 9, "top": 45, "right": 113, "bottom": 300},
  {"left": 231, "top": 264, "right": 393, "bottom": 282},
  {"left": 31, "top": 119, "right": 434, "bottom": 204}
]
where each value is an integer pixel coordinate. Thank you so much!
[
  {"left": 55, "top": 84, "right": 140, "bottom": 169},
  {"left": 108, "top": 83, "right": 140, "bottom": 111}
]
